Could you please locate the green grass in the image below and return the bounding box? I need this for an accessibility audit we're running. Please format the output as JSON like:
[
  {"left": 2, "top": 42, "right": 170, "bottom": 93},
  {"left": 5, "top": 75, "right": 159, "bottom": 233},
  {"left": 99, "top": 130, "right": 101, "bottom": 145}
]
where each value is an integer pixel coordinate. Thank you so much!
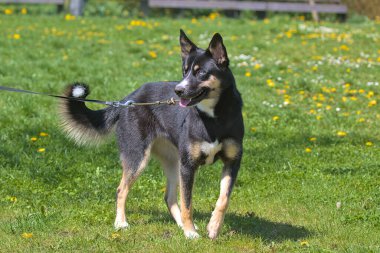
[{"left": 0, "top": 13, "right": 379, "bottom": 252}]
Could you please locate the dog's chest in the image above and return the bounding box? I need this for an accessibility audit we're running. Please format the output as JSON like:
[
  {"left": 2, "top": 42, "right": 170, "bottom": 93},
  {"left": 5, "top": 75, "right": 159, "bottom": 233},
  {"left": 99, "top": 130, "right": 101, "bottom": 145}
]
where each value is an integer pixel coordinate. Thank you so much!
[
  {"left": 189, "top": 138, "right": 240, "bottom": 165},
  {"left": 201, "top": 140, "right": 223, "bottom": 165}
]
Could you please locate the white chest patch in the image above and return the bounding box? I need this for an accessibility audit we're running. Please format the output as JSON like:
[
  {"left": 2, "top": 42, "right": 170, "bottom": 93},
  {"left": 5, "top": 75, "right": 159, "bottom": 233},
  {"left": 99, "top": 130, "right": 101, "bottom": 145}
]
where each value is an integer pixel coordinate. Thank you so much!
[
  {"left": 200, "top": 140, "right": 222, "bottom": 165},
  {"left": 196, "top": 98, "right": 217, "bottom": 118}
]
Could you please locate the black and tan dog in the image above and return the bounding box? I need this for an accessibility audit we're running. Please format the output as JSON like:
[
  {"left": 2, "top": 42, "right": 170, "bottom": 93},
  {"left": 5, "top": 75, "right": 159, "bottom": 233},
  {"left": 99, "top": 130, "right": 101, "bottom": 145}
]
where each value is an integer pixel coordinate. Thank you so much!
[{"left": 60, "top": 30, "right": 244, "bottom": 239}]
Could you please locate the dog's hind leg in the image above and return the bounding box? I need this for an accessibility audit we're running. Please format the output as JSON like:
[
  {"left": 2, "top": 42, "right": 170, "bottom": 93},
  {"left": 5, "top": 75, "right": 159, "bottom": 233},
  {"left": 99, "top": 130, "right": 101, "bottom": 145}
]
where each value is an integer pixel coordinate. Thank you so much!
[
  {"left": 152, "top": 139, "right": 183, "bottom": 227},
  {"left": 114, "top": 145, "right": 152, "bottom": 230}
]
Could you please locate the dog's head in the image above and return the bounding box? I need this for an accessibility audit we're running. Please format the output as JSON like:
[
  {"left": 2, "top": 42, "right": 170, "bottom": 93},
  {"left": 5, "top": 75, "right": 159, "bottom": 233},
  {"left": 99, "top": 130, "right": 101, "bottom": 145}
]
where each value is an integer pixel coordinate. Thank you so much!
[{"left": 175, "top": 30, "right": 232, "bottom": 108}]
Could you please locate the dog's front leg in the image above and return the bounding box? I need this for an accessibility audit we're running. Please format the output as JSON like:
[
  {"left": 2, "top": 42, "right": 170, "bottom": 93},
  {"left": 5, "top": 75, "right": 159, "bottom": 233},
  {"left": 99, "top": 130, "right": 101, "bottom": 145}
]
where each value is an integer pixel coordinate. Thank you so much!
[
  {"left": 207, "top": 158, "right": 241, "bottom": 239},
  {"left": 179, "top": 164, "right": 199, "bottom": 239}
]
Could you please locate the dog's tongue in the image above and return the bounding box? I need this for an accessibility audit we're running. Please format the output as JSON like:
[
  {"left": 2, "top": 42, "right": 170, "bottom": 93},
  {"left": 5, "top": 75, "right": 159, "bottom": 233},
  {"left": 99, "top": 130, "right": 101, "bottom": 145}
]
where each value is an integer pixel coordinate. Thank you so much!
[{"left": 179, "top": 98, "right": 191, "bottom": 107}]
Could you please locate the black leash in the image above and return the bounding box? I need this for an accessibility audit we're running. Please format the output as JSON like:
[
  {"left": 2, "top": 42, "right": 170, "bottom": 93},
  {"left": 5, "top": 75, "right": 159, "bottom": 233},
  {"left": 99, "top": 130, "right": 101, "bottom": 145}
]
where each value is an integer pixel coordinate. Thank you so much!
[{"left": 0, "top": 85, "right": 179, "bottom": 108}]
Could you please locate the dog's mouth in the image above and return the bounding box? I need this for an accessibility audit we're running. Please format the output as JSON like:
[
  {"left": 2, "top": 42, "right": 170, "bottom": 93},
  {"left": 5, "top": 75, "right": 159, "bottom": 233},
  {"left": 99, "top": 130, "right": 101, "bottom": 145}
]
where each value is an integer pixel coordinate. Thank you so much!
[{"left": 179, "top": 89, "right": 208, "bottom": 107}]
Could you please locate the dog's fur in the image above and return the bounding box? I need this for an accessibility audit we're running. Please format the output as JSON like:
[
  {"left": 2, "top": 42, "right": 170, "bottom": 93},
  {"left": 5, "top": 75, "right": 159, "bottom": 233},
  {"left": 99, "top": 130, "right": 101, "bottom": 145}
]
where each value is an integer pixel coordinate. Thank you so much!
[{"left": 60, "top": 30, "right": 244, "bottom": 239}]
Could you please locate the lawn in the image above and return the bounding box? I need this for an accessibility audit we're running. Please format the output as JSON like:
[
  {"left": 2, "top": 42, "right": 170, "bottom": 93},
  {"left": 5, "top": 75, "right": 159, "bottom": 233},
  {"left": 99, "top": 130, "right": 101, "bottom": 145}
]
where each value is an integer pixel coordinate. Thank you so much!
[{"left": 0, "top": 12, "right": 379, "bottom": 252}]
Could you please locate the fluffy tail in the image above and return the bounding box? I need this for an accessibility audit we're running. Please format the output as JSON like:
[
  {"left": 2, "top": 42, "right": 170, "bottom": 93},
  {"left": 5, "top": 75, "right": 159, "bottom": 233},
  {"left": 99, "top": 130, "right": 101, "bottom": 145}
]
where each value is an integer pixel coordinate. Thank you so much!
[{"left": 59, "top": 83, "right": 119, "bottom": 145}]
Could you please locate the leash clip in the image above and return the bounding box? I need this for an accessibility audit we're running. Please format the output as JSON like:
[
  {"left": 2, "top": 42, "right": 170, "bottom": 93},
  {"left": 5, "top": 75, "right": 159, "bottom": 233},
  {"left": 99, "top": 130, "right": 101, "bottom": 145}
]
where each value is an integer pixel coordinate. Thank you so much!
[{"left": 112, "top": 100, "right": 135, "bottom": 108}]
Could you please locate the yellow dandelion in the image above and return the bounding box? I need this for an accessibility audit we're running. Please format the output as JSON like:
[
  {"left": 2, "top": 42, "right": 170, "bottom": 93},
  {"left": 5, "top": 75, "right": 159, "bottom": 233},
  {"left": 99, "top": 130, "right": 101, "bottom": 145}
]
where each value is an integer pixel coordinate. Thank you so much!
[
  {"left": 251, "top": 127, "right": 257, "bottom": 132},
  {"left": 245, "top": 72, "right": 251, "bottom": 77},
  {"left": 309, "top": 137, "right": 317, "bottom": 142},
  {"left": 337, "top": 131, "right": 347, "bottom": 137},
  {"left": 300, "top": 240, "right": 309, "bottom": 247},
  {"left": 340, "top": 45, "right": 349, "bottom": 51},
  {"left": 148, "top": 51, "right": 157, "bottom": 59},
  {"left": 135, "top": 40, "right": 145, "bottom": 45},
  {"left": 4, "top": 9, "right": 13, "bottom": 15},
  {"left": 377, "top": 57, "right": 380, "bottom": 63},
  {"left": 39, "top": 132, "right": 49, "bottom": 137},
  {"left": 266, "top": 79, "right": 275, "bottom": 87},
  {"left": 37, "top": 148, "right": 46, "bottom": 153},
  {"left": 254, "top": 63, "right": 261, "bottom": 70},
  {"left": 326, "top": 105, "right": 332, "bottom": 110},
  {"left": 191, "top": 18, "right": 197, "bottom": 24},
  {"left": 263, "top": 18, "right": 270, "bottom": 24},
  {"left": 30, "top": 137, "right": 38, "bottom": 142},
  {"left": 316, "top": 115, "right": 322, "bottom": 120},
  {"left": 305, "top": 148, "right": 312, "bottom": 153},
  {"left": 357, "top": 118, "right": 365, "bottom": 123},
  {"left": 21, "top": 8, "right": 27, "bottom": 15},
  {"left": 366, "top": 91, "right": 374, "bottom": 98},
  {"left": 368, "top": 100, "right": 377, "bottom": 107},
  {"left": 21, "top": 232, "right": 33, "bottom": 239},
  {"left": 346, "top": 68, "right": 351, "bottom": 73},
  {"left": 10, "top": 196, "right": 17, "bottom": 202},
  {"left": 65, "top": 14, "right": 76, "bottom": 21},
  {"left": 312, "top": 66, "right": 318, "bottom": 71},
  {"left": 272, "top": 116, "right": 279, "bottom": 121},
  {"left": 366, "top": 141, "right": 373, "bottom": 147},
  {"left": 13, "top": 34, "right": 21, "bottom": 40},
  {"left": 111, "top": 232, "right": 121, "bottom": 240},
  {"left": 208, "top": 12, "right": 219, "bottom": 20},
  {"left": 350, "top": 96, "right": 358, "bottom": 101}
]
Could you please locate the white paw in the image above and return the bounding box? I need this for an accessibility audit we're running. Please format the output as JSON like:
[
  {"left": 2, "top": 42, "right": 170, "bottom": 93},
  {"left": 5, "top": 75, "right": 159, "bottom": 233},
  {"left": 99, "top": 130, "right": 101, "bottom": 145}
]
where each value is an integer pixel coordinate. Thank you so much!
[
  {"left": 207, "top": 222, "right": 220, "bottom": 240},
  {"left": 208, "top": 229, "right": 218, "bottom": 240},
  {"left": 184, "top": 230, "right": 200, "bottom": 239},
  {"left": 114, "top": 220, "right": 129, "bottom": 230},
  {"left": 178, "top": 223, "right": 198, "bottom": 230}
]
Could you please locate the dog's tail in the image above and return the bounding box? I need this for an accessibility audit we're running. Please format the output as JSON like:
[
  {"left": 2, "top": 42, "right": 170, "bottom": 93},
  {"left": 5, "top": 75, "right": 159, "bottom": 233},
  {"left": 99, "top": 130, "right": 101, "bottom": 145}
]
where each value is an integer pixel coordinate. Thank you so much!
[{"left": 59, "top": 83, "right": 120, "bottom": 145}]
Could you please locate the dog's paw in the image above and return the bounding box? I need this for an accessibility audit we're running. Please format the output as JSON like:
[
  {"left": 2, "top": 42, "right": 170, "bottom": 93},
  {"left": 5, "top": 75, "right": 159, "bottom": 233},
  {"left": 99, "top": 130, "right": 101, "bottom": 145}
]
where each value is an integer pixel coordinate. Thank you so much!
[
  {"left": 114, "top": 220, "right": 129, "bottom": 230},
  {"left": 184, "top": 230, "right": 200, "bottom": 239},
  {"left": 207, "top": 222, "right": 220, "bottom": 240},
  {"left": 178, "top": 223, "right": 198, "bottom": 230}
]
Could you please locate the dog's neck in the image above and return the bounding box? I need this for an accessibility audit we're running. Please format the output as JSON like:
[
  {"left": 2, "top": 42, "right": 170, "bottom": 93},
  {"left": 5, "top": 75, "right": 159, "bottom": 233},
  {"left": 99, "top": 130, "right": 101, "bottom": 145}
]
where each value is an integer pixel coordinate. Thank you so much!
[
  {"left": 196, "top": 98, "right": 218, "bottom": 118},
  {"left": 196, "top": 84, "right": 241, "bottom": 119}
]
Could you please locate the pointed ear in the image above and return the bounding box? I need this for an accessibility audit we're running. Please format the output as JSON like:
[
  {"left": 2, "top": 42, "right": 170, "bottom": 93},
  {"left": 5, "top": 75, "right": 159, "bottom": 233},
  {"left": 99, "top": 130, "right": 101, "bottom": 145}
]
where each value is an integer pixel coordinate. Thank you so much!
[
  {"left": 207, "top": 33, "right": 229, "bottom": 69},
  {"left": 179, "top": 29, "right": 197, "bottom": 60}
]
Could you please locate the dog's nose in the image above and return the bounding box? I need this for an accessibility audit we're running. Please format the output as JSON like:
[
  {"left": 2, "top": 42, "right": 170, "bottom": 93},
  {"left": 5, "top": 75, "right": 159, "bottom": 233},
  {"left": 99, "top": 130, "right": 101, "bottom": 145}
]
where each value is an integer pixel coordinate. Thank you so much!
[{"left": 175, "top": 86, "right": 185, "bottom": 96}]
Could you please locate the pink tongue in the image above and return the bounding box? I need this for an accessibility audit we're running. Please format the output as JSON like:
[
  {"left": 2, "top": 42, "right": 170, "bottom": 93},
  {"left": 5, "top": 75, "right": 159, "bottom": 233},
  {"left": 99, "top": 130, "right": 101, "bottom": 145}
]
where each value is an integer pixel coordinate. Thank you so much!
[{"left": 179, "top": 98, "right": 191, "bottom": 107}]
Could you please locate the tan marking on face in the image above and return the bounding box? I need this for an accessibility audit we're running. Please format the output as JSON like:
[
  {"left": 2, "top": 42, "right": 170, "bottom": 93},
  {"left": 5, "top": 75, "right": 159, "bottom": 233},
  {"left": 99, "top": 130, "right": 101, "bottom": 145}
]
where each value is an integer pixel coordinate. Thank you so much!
[
  {"left": 193, "top": 65, "right": 199, "bottom": 71},
  {"left": 223, "top": 139, "right": 241, "bottom": 160},
  {"left": 199, "top": 75, "right": 222, "bottom": 101},
  {"left": 200, "top": 75, "right": 220, "bottom": 90},
  {"left": 188, "top": 142, "right": 201, "bottom": 160}
]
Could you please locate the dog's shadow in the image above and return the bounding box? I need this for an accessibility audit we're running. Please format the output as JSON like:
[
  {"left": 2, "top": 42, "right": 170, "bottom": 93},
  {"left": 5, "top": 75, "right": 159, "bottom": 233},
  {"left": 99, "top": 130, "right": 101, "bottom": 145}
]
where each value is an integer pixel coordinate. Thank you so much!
[
  {"left": 148, "top": 210, "right": 311, "bottom": 242},
  {"left": 222, "top": 212, "right": 311, "bottom": 242}
]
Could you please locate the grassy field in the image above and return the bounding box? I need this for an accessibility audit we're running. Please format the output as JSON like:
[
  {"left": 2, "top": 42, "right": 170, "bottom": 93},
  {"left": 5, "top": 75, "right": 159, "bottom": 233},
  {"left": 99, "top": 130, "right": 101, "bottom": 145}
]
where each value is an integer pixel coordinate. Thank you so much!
[{"left": 0, "top": 13, "right": 379, "bottom": 252}]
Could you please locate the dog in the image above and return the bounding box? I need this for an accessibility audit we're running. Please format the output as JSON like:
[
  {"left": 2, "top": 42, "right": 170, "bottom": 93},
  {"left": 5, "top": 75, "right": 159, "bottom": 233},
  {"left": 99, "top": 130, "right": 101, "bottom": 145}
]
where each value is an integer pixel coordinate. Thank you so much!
[{"left": 60, "top": 30, "right": 244, "bottom": 239}]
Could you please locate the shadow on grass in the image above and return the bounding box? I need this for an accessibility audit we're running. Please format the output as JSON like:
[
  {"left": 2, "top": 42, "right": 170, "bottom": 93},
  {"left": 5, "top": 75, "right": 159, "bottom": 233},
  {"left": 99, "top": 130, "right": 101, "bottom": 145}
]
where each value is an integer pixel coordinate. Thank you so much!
[
  {"left": 223, "top": 212, "right": 311, "bottom": 242},
  {"left": 145, "top": 210, "right": 311, "bottom": 242}
]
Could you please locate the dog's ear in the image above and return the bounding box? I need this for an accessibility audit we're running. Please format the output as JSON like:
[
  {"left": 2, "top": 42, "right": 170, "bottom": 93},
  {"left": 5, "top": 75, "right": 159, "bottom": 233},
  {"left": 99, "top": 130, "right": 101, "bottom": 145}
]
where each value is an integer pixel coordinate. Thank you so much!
[
  {"left": 207, "top": 33, "right": 229, "bottom": 69},
  {"left": 179, "top": 29, "right": 197, "bottom": 60}
]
